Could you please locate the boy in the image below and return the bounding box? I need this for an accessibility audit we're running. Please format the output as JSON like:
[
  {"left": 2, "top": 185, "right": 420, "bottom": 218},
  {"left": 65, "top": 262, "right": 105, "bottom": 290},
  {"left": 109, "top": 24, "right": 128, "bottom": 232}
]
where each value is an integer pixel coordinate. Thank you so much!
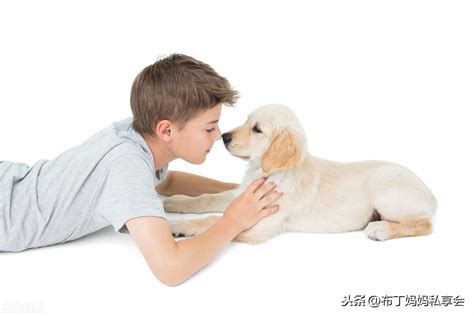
[{"left": 0, "top": 54, "right": 282, "bottom": 286}]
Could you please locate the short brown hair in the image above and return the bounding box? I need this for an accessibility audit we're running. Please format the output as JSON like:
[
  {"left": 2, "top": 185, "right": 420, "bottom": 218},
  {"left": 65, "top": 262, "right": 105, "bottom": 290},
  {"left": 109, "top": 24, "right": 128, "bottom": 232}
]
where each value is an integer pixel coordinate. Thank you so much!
[{"left": 130, "top": 54, "right": 239, "bottom": 136}]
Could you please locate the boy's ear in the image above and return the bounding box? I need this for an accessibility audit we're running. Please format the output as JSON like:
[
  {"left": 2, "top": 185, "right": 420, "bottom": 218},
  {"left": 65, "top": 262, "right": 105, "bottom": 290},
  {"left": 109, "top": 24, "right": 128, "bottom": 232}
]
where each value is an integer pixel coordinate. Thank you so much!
[{"left": 156, "top": 120, "right": 172, "bottom": 141}]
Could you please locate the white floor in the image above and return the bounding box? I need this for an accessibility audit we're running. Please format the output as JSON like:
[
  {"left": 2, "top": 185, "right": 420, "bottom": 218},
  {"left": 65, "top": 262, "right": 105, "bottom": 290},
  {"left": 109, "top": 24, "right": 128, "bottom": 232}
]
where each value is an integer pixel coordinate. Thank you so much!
[{"left": 1, "top": 202, "right": 471, "bottom": 316}]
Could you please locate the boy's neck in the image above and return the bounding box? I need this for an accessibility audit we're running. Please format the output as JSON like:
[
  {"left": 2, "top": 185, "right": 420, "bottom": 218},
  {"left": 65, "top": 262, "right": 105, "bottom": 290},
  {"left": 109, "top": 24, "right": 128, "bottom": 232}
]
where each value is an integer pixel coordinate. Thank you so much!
[{"left": 141, "top": 133, "right": 176, "bottom": 171}]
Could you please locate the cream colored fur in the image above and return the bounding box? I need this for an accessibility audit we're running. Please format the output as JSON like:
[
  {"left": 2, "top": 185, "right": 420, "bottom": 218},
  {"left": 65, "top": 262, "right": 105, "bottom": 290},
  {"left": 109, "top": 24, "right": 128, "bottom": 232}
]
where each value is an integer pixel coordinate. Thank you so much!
[{"left": 164, "top": 105, "right": 437, "bottom": 243}]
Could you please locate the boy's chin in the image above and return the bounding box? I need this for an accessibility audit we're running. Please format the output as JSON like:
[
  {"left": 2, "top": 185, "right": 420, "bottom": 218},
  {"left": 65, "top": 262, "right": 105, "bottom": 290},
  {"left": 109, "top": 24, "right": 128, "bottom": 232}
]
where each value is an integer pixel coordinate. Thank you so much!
[{"left": 184, "top": 155, "right": 206, "bottom": 165}]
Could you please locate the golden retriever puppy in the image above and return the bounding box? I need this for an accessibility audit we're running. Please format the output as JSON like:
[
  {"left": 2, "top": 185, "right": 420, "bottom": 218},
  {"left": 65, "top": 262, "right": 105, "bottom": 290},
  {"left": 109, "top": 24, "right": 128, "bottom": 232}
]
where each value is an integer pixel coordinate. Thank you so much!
[{"left": 164, "top": 105, "right": 437, "bottom": 244}]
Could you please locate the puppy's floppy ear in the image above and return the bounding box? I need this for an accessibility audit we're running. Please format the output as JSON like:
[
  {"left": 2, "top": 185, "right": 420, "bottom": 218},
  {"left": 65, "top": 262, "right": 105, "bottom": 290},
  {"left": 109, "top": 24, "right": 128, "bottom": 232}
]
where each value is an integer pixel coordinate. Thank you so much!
[{"left": 261, "top": 129, "right": 304, "bottom": 173}]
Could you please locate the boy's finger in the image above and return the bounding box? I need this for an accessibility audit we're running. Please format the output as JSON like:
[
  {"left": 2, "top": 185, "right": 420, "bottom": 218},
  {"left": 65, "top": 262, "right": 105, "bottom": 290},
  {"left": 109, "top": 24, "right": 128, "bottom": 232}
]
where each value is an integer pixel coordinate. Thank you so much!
[
  {"left": 261, "top": 191, "right": 284, "bottom": 205},
  {"left": 259, "top": 205, "right": 280, "bottom": 219},
  {"left": 248, "top": 177, "right": 267, "bottom": 193},
  {"left": 255, "top": 180, "right": 276, "bottom": 199}
]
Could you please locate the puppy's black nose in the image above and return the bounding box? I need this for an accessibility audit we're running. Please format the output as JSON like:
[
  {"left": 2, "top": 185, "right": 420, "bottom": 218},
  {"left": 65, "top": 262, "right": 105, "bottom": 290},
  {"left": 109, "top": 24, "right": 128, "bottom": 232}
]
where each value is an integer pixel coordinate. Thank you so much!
[{"left": 222, "top": 132, "right": 232, "bottom": 145}]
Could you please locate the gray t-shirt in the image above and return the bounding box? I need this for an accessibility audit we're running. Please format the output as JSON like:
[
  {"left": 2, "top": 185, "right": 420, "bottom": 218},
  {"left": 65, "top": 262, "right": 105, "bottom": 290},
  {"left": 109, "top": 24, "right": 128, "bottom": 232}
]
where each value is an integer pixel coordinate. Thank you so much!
[{"left": 0, "top": 117, "right": 168, "bottom": 252}]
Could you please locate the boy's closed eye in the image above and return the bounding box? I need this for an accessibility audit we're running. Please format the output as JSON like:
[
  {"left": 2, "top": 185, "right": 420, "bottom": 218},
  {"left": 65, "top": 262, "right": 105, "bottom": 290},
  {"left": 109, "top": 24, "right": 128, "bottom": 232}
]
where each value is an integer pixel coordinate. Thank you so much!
[{"left": 206, "top": 128, "right": 216, "bottom": 133}]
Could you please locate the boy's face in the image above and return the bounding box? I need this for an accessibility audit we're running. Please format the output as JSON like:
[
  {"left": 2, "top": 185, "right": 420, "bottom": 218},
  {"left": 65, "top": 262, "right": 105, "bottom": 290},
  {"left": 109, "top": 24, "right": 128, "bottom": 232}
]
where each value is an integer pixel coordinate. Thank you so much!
[{"left": 170, "top": 103, "right": 222, "bottom": 164}]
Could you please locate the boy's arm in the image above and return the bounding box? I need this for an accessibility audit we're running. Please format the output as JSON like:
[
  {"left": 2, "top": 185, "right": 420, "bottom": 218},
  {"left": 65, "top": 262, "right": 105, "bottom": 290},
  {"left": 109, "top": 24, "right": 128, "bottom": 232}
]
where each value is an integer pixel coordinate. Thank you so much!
[
  {"left": 156, "top": 170, "right": 239, "bottom": 197},
  {"left": 126, "top": 215, "right": 240, "bottom": 287},
  {"left": 127, "top": 178, "right": 282, "bottom": 286}
]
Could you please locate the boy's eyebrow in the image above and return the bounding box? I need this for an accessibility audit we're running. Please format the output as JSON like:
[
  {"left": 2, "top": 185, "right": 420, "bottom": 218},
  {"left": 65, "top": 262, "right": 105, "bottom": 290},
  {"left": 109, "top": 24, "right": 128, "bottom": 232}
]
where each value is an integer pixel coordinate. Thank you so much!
[{"left": 206, "top": 120, "right": 219, "bottom": 124}]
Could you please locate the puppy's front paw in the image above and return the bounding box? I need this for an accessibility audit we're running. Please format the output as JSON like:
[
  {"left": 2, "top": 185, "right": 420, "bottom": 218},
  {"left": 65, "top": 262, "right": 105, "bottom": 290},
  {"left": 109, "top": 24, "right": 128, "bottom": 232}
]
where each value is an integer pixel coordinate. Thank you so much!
[
  {"left": 169, "top": 216, "right": 220, "bottom": 238},
  {"left": 364, "top": 221, "right": 391, "bottom": 241},
  {"left": 234, "top": 231, "right": 270, "bottom": 244},
  {"left": 163, "top": 195, "right": 192, "bottom": 213},
  {"left": 169, "top": 220, "right": 193, "bottom": 238}
]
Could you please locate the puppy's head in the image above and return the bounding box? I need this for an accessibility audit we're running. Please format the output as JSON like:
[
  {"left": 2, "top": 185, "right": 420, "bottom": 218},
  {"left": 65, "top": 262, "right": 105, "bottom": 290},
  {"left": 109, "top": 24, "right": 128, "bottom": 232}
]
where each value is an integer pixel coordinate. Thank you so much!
[{"left": 222, "top": 105, "right": 307, "bottom": 173}]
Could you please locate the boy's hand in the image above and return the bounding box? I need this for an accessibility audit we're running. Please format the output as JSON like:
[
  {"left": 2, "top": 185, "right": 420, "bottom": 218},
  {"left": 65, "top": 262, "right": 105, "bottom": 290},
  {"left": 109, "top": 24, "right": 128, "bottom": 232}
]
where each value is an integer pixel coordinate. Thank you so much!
[{"left": 223, "top": 177, "right": 283, "bottom": 233}]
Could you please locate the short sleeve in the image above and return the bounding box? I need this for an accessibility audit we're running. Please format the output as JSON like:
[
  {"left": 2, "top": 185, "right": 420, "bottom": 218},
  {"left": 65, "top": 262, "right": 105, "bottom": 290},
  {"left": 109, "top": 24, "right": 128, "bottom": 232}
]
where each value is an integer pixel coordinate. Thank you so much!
[{"left": 96, "top": 154, "right": 167, "bottom": 234}]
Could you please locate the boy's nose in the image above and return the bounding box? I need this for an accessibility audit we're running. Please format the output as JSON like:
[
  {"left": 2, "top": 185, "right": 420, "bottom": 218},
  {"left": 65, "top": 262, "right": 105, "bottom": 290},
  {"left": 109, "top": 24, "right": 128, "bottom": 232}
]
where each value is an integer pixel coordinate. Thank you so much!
[{"left": 222, "top": 132, "right": 232, "bottom": 145}]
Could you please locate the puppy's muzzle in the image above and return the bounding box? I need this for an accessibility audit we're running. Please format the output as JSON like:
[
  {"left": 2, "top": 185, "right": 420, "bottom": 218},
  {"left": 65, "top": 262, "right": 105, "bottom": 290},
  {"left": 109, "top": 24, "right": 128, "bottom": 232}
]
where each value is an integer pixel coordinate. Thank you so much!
[{"left": 222, "top": 132, "right": 232, "bottom": 146}]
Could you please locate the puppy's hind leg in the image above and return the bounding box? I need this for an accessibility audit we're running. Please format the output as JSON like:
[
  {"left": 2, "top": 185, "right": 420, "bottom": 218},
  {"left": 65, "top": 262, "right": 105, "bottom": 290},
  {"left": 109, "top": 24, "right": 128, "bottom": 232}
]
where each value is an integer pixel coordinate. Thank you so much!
[
  {"left": 364, "top": 218, "right": 433, "bottom": 241},
  {"left": 365, "top": 191, "right": 435, "bottom": 241},
  {"left": 366, "top": 171, "right": 437, "bottom": 241}
]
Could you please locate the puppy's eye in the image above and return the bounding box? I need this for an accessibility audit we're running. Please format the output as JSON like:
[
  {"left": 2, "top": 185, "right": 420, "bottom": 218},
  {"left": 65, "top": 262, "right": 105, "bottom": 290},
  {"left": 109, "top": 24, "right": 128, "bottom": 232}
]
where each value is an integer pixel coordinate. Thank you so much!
[{"left": 252, "top": 125, "right": 262, "bottom": 133}]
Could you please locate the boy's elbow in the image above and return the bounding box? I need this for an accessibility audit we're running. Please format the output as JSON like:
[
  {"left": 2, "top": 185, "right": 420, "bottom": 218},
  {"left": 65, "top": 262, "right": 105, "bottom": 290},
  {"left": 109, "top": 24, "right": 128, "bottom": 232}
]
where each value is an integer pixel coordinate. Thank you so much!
[
  {"left": 155, "top": 271, "right": 183, "bottom": 287},
  {"left": 160, "top": 278, "right": 183, "bottom": 287},
  {"left": 152, "top": 260, "right": 187, "bottom": 287}
]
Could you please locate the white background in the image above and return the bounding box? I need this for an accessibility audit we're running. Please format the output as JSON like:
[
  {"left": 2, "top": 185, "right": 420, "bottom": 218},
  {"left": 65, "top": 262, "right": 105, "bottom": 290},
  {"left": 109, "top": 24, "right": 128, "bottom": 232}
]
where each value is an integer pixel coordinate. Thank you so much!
[{"left": 1, "top": 1, "right": 473, "bottom": 315}]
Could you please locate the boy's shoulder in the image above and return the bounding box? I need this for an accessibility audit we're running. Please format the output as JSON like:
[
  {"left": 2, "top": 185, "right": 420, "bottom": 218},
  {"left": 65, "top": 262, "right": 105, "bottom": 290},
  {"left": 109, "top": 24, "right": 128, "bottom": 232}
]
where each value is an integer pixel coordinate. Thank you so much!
[
  {"left": 88, "top": 117, "right": 147, "bottom": 155},
  {"left": 52, "top": 116, "right": 157, "bottom": 178},
  {"left": 105, "top": 117, "right": 166, "bottom": 181}
]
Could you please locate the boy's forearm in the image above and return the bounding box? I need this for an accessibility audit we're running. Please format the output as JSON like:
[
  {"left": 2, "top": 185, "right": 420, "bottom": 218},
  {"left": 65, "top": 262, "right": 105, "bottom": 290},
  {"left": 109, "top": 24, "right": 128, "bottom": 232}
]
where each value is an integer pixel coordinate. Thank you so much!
[
  {"left": 169, "top": 215, "right": 240, "bottom": 285},
  {"left": 157, "top": 171, "right": 239, "bottom": 197}
]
